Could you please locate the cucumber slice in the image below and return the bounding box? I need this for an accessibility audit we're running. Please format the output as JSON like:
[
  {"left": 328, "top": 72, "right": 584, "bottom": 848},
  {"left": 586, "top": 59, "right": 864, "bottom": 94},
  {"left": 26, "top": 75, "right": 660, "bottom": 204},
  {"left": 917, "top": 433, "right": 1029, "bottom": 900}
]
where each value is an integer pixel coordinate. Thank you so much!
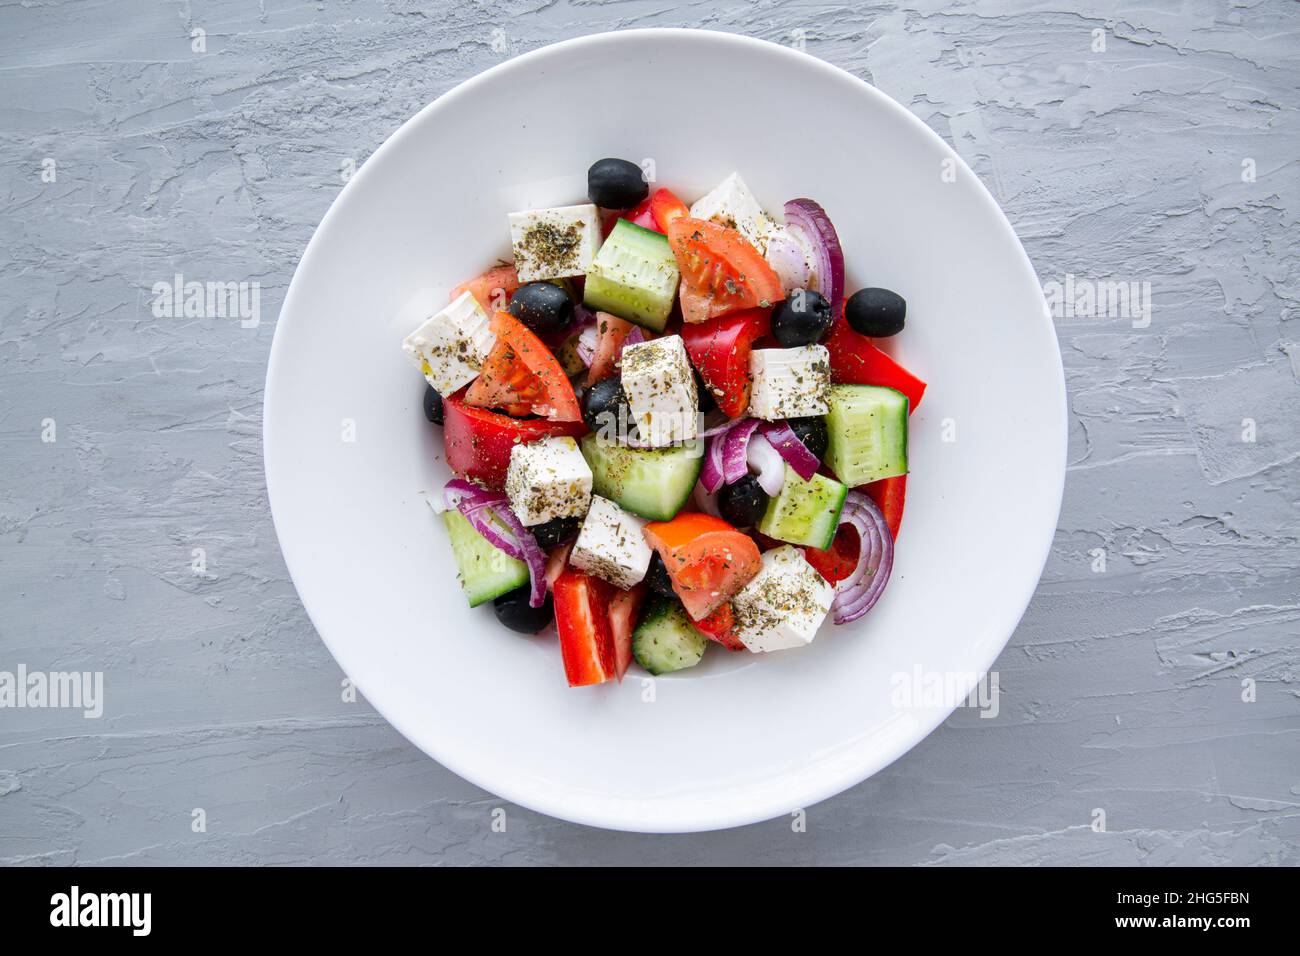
[
  {"left": 442, "top": 509, "right": 529, "bottom": 607},
  {"left": 758, "top": 466, "right": 848, "bottom": 550},
  {"left": 583, "top": 219, "right": 680, "bottom": 332},
  {"left": 579, "top": 433, "right": 702, "bottom": 521},
  {"left": 632, "top": 596, "right": 709, "bottom": 675},
  {"left": 824, "top": 385, "right": 909, "bottom": 486}
]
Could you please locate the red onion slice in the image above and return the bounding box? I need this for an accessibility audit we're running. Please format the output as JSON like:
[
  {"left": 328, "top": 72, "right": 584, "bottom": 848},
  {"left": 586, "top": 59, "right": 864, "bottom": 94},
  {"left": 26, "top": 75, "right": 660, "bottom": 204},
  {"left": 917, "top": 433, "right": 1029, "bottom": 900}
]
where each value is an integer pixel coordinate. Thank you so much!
[
  {"left": 745, "top": 433, "right": 786, "bottom": 497},
  {"left": 784, "top": 198, "right": 846, "bottom": 315},
  {"left": 765, "top": 226, "right": 812, "bottom": 293},
  {"left": 722, "top": 418, "right": 761, "bottom": 485},
  {"left": 759, "top": 421, "right": 820, "bottom": 481},
  {"left": 830, "top": 491, "right": 894, "bottom": 624},
  {"left": 574, "top": 325, "right": 599, "bottom": 367},
  {"left": 443, "top": 479, "right": 548, "bottom": 608}
]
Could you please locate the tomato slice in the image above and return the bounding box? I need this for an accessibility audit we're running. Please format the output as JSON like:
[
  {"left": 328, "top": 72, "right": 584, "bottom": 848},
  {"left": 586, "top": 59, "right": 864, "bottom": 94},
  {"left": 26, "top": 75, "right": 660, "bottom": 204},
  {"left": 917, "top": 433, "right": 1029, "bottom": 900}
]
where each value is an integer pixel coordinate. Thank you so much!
[
  {"left": 442, "top": 390, "right": 585, "bottom": 490},
  {"left": 680, "top": 307, "right": 770, "bottom": 418},
  {"left": 825, "top": 315, "right": 927, "bottom": 411},
  {"left": 608, "top": 584, "right": 647, "bottom": 681},
  {"left": 691, "top": 602, "right": 746, "bottom": 651},
  {"left": 586, "top": 312, "right": 639, "bottom": 386},
  {"left": 465, "top": 312, "right": 582, "bottom": 422},
  {"left": 861, "top": 474, "right": 906, "bottom": 541},
  {"left": 451, "top": 264, "right": 519, "bottom": 314},
  {"left": 649, "top": 188, "right": 689, "bottom": 231},
  {"left": 643, "top": 513, "right": 762, "bottom": 620},
  {"left": 666, "top": 218, "right": 784, "bottom": 319},
  {"left": 804, "top": 522, "right": 860, "bottom": 584},
  {"left": 553, "top": 569, "right": 617, "bottom": 687}
]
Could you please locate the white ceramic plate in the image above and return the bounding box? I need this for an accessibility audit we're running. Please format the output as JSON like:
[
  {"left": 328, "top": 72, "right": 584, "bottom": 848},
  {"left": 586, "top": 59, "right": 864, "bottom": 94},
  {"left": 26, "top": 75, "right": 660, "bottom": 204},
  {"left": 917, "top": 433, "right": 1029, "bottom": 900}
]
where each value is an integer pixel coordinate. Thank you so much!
[{"left": 264, "top": 29, "right": 1066, "bottom": 833}]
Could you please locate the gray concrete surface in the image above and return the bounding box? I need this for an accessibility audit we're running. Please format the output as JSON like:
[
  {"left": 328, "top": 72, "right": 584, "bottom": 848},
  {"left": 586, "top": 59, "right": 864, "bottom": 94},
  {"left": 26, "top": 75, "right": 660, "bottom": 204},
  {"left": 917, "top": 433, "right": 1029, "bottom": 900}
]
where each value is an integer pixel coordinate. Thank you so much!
[{"left": 2, "top": 0, "right": 1298, "bottom": 865}]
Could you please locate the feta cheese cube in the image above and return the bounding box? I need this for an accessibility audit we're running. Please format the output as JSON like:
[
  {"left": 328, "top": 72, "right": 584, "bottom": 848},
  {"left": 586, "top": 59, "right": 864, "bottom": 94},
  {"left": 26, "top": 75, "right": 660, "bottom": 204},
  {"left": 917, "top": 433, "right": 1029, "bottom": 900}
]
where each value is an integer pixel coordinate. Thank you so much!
[
  {"left": 620, "top": 335, "right": 699, "bottom": 447},
  {"left": 507, "top": 203, "right": 602, "bottom": 281},
  {"left": 569, "top": 495, "right": 653, "bottom": 589},
  {"left": 748, "top": 344, "right": 830, "bottom": 420},
  {"left": 688, "top": 172, "right": 774, "bottom": 253},
  {"left": 505, "top": 436, "right": 593, "bottom": 527},
  {"left": 401, "top": 290, "right": 496, "bottom": 396},
  {"left": 731, "top": 546, "right": 834, "bottom": 652}
]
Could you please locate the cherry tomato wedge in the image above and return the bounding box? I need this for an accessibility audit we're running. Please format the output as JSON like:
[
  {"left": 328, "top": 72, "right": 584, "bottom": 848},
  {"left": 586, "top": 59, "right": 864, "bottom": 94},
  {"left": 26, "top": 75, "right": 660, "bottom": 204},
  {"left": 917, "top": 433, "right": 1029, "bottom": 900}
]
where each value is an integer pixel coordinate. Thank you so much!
[
  {"left": 666, "top": 217, "right": 784, "bottom": 319},
  {"left": 804, "top": 521, "right": 860, "bottom": 584},
  {"left": 465, "top": 312, "right": 582, "bottom": 422},
  {"left": 451, "top": 264, "right": 519, "bottom": 314},
  {"left": 861, "top": 474, "right": 906, "bottom": 541},
  {"left": 586, "top": 312, "right": 639, "bottom": 386},
  {"left": 825, "top": 315, "right": 927, "bottom": 411},
  {"left": 680, "top": 307, "right": 770, "bottom": 418},
  {"left": 643, "top": 513, "right": 762, "bottom": 621},
  {"left": 691, "top": 602, "right": 746, "bottom": 651},
  {"left": 442, "top": 390, "right": 585, "bottom": 491},
  {"left": 649, "top": 188, "right": 689, "bottom": 231},
  {"left": 553, "top": 569, "right": 617, "bottom": 687}
]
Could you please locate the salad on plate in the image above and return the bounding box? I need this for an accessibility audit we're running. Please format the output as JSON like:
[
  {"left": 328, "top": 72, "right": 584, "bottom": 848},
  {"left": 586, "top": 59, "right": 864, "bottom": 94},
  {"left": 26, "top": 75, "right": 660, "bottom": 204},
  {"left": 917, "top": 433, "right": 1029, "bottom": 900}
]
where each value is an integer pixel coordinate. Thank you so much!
[{"left": 401, "top": 158, "right": 926, "bottom": 686}]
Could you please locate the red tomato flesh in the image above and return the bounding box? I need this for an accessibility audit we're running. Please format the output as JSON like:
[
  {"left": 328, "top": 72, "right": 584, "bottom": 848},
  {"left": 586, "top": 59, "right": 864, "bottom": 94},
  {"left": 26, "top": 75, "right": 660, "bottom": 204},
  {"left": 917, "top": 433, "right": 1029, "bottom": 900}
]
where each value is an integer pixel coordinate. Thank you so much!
[
  {"left": 691, "top": 602, "right": 746, "bottom": 651},
  {"left": 643, "top": 513, "right": 762, "bottom": 621},
  {"left": 451, "top": 264, "right": 519, "bottom": 314},
  {"left": 608, "top": 585, "right": 647, "bottom": 681},
  {"left": 666, "top": 218, "right": 784, "bottom": 319},
  {"left": 465, "top": 312, "right": 582, "bottom": 422},
  {"left": 804, "top": 522, "right": 860, "bottom": 584}
]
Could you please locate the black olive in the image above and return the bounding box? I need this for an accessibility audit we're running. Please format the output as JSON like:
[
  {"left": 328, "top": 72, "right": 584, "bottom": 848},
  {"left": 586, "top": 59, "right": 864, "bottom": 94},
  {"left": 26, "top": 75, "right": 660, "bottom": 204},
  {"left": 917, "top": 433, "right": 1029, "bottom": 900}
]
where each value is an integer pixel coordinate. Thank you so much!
[
  {"left": 587, "top": 158, "right": 649, "bottom": 210},
  {"left": 787, "top": 416, "right": 828, "bottom": 461},
  {"left": 646, "top": 553, "right": 676, "bottom": 597},
  {"left": 581, "top": 375, "right": 631, "bottom": 434},
  {"left": 845, "top": 288, "right": 906, "bottom": 337},
  {"left": 770, "top": 289, "right": 833, "bottom": 347},
  {"left": 508, "top": 281, "right": 574, "bottom": 334},
  {"left": 531, "top": 516, "right": 579, "bottom": 550},
  {"left": 718, "top": 474, "right": 770, "bottom": 528},
  {"left": 493, "top": 586, "right": 554, "bottom": 634},
  {"left": 694, "top": 371, "right": 717, "bottom": 414},
  {"left": 422, "top": 383, "right": 444, "bottom": 425}
]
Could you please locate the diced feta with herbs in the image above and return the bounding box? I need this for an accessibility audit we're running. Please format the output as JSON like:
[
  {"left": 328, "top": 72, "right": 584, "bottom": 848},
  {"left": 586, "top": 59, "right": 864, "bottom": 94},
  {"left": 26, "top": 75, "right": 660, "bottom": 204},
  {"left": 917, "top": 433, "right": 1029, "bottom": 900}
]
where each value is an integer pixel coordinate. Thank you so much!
[
  {"left": 620, "top": 335, "right": 699, "bottom": 447},
  {"left": 569, "top": 495, "right": 653, "bottom": 589},
  {"left": 401, "top": 290, "right": 496, "bottom": 396},
  {"left": 748, "top": 344, "right": 830, "bottom": 420},
  {"left": 507, "top": 203, "right": 602, "bottom": 282},
  {"left": 688, "top": 172, "right": 774, "bottom": 253},
  {"left": 505, "top": 436, "right": 593, "bottom": 527},
  {"left": 731, "top": 546, "right": 834, "bottom": 653}
]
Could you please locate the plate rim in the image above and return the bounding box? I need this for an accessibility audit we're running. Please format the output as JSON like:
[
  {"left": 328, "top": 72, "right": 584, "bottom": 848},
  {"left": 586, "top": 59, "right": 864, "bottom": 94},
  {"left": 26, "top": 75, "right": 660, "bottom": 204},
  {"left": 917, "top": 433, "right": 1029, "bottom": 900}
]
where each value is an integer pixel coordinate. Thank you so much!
[{"left": 263, "top": 27, "right": 1067, "bottom": 833}]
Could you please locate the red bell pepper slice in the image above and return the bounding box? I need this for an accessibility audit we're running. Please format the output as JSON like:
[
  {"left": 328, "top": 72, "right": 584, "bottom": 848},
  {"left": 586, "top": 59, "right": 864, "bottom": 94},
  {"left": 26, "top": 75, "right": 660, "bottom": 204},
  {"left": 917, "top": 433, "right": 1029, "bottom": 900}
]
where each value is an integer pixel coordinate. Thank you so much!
[
  {"left": 608, "top": 584, "right": 646, "bottom": 680},
  {"left": 553, "top": 568, "right": 617, "bottom": 687},
  {"left": 825, "top": 316, "right": 926, "bottom": 412},
  {"left": 441, "top": 390, "right": 585, "bottom": 491},
  {"left": 861, "top": 474, "right": 906, "bottom": 541},
  {"left": 680, "top": 307, "right": 770, "bottom": 418}
]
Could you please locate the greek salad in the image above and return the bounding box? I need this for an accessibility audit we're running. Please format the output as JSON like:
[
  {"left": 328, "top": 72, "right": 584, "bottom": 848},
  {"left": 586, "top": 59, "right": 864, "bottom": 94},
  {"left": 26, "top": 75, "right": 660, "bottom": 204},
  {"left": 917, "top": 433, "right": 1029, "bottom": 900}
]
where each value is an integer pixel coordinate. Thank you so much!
[{"left": 403, "top": 159, "right": 926, "bottom": 686}]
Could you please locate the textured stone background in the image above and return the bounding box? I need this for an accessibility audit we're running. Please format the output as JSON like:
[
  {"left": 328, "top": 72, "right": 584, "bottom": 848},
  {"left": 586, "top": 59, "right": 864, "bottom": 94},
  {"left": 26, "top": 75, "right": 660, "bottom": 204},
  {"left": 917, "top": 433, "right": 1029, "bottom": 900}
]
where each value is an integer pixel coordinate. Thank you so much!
[{"left": 2, "top": 1, "right": 1298, "bottom": 865}]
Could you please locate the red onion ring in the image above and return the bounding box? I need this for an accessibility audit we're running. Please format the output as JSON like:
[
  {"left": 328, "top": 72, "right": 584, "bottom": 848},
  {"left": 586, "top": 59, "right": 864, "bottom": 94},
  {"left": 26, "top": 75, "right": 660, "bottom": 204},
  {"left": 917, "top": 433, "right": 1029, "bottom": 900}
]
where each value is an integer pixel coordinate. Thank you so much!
[
  {"left": 443, "top": 479, "right": 548, "bottom": 608},
  {"left": 784, "top": 198, "right": 845, "bottom": 315},
  {"left": 758, "top": 421, "right": 820, "bottom": 481},
  {"left": 830, "top": 491, "right": 894, "bottom": 624},
  {"left": 765, "top": 227, "right": 812, "bottom": 293},
  {"left": 722, "top": 418, "right": 761, "bottom": 485}
]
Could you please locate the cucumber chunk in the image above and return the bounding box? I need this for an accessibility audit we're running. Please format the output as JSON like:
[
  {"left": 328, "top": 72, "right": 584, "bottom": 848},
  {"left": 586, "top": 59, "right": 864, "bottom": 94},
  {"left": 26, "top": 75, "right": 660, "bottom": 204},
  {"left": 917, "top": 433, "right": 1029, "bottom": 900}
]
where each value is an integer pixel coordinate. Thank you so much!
[
  {"left": 442, "top": 509, "right": 529, "bottom": 607},
  {"left": 824, "top": 385, "right": 909, "bottom": 486},
  {"left": 583, "top": 219, "right": 680, "bottom": 332},
  {"left": 579, "top": 433, "right": 703, "bottom": 522},
  {"left": 632, "top": 596, "right": 709, "bottom": 675},
  {"left": 758, "top": 466, "right": 848, "bottom": 550}
]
